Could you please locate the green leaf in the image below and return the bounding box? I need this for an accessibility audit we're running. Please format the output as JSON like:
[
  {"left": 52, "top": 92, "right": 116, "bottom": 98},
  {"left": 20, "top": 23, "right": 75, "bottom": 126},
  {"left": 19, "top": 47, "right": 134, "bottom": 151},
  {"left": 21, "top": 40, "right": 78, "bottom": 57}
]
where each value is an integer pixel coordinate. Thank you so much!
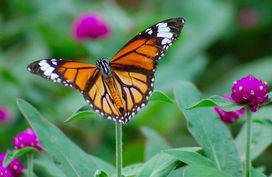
[
  {"left": 251, "top": 168, "right": 266, "bottom": 177},
  {"left": 186, "top": 95, "right": 244, "bottom": 112},
  {"left": 122, "top": 163, "right": 143, "bottom": 177},
  {"left": 167, "top": 167, "right": 186, "bottom": 177},
  {"left": 141, "top": 127, "right": 170, "bottom": 160},
  {"left": 149, "top": 91, "right": 174, "bottom": 104},
  {"left": 94, "top": 170, "right": 108, "bottom": 177},
  {"left": 163, "top": 147, "right": 215, "bottom": 168},
  {"left": 183, "top": 165, "right": 232, "bottom": 177},
  {"left": 35, "top": 153, "right": 67, "bottom": 177},
  {"left": 137, "top": 152, "right": 179, "bottom": 177},
  {"left": 64, "top": 111, "right": 96, "bottom": 123},
  {"left": 236, "top": 106, "right": 272, "bottom": 161},
  {"left": 87, "top": 155, "right": 115, "bottom": 176},
  {"left": 174, "top": 81, "right": 243, "bottom": 177},
  {"left": 16, "top": 98, "right": 114, "bottom": 177},
  {"left": 3, "top": 147, "right": 37, "bottom": 167}
]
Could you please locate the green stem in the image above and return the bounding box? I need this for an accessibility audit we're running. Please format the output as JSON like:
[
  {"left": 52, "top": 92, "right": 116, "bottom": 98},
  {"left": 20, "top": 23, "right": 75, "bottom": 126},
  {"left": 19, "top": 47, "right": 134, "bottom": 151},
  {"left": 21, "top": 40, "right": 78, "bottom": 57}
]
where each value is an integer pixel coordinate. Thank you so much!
[
  {"left": 245, "top": 108, "right": 252, "bottom": 177},
  {"left": 115, "top": 122, "right": 122, "bottom": 177},
  {"left": 27, "top": 153, "right": 33, "bottom": 177}
]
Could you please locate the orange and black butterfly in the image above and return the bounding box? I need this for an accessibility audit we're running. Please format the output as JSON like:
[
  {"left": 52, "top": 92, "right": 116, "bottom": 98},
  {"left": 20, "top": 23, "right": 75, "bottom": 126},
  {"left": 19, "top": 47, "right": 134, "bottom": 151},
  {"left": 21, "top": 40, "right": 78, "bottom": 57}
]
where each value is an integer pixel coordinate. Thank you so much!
[{"left": 27, "top": 18, "right": 185, "bottom": 124}]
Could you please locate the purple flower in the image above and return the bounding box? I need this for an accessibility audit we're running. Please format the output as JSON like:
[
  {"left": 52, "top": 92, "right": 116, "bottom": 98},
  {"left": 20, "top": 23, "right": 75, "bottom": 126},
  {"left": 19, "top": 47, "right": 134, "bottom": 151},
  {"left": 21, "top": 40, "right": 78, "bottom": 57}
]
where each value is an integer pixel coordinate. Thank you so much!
[
  {"left": 231, "top": 75, "right": 268, "bottom": 112},
  {"left": 0, "top": 107, "right": 11, "bottom": 123},
  {"left": 0, "top": 166, "right": 12, "bottom": 177},
  {"left": 72, "top": 13, "right": 110, "bottom": 40},
  {"left": 0, "top": 154, "right": 24, "bottom": 177},
  {"left": 213, "top": 94, "right": 245, "bottom": 123},
  {"left": 239, "top": 8, "right": 260, "bottom": 29},
  {"left": 13, "top": 128, "right": 43, "bottom": 151}
]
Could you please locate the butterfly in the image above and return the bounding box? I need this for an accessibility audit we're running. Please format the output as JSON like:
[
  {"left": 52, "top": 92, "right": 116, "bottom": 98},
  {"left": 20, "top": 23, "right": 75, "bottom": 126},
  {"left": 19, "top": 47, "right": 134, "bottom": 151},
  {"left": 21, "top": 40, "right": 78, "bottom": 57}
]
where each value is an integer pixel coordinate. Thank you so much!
[{"left": 27, "top": 17, "right": 185, "bottom": 124}]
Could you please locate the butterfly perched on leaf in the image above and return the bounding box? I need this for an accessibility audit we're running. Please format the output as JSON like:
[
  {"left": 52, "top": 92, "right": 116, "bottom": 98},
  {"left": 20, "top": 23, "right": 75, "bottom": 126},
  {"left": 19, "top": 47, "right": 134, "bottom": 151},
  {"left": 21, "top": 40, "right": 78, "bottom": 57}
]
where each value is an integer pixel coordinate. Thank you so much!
[{"left": 27, "top": 17, "right": 185, "bottom": 124}]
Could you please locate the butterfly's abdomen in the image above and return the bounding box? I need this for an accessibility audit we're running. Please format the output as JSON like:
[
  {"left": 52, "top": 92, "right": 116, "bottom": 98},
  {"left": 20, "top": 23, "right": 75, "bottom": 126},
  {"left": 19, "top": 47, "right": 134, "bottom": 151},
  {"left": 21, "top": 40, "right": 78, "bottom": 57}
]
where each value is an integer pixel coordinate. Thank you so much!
[{"left": 105, "top": 78, "right": 125, "bottom": 116}]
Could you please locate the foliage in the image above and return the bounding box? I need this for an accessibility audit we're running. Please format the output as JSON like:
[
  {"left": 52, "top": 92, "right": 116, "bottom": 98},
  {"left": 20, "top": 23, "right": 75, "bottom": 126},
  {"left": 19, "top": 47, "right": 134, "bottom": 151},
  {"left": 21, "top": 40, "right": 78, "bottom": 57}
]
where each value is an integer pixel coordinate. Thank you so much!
[{"left": 1, "top": 0, "right": 272, "bottom": 176}]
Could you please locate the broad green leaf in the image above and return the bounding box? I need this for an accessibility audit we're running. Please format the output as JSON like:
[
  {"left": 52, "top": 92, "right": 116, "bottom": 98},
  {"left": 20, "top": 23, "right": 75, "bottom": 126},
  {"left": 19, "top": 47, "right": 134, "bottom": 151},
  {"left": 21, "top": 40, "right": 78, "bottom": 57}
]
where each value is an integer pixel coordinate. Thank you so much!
[
  {"left": 163, "top": 147, "right": 215, "bottom": 168},
  {"left": 174, "top": 81, "right": 243, "bottom": 177},
  {"left": 137, "top": 153, "right": 178, "bottom": 177},
  {"left": 186, "top": 95, "right": 243, "bottom": 112},
  {"left": 64, "top": 111, "right": 96, "bottom": 123},
  {"left": 149, "top": 91, "right": 174, "bottom": 104},
  {"left": 167, "top": 167, "right": 185, "bottom": 177},
  {"left": 122, "top": 163, "right": 143, "bottom": 177},
  {"left": 35, "top": 153, "right": 67, "bottom": 177},
  {"left": 16, "top": 98, "right": 114, "bottom": 177},
  {"left": 87, "top": 155, "right": 115, "bottom": 175},
  {"left": 183, "top": 165, "right": 232, "bottom": 177},
  {"left": 20, "top": 171, "right": 38, "bottom": 177},
  {"left": 236, "top": 106, "right": 272, "bottom": 161},
  {"left": 141, "top": 127, "right": 170, "bottom": 160},
  {"left": 3, "top": 147, "right": 37, "bottom": 167},
  {"left": 251, "top": 168, "right": 266, "bottom": 177}
]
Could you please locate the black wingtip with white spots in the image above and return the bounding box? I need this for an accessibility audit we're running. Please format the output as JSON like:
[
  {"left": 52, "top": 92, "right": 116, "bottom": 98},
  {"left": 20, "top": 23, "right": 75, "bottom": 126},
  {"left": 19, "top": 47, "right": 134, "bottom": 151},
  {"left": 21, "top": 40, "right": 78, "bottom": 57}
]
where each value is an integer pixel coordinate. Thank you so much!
[{"left": 27, "top": 59, "right": 64, "bottom": 83}]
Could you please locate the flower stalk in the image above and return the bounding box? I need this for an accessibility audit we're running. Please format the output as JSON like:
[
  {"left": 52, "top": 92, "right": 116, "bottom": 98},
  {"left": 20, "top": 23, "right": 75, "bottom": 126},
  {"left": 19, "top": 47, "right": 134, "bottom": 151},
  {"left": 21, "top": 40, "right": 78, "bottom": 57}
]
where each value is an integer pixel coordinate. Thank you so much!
[
  {"left": 245, "top": 107, "right": 251, "bottom": 177},
  {"left": 27, "top": 153, "right": 33, "bottom": 177},
  {"left": 115, "top": 122, "right": 122, "bottom": 177}
]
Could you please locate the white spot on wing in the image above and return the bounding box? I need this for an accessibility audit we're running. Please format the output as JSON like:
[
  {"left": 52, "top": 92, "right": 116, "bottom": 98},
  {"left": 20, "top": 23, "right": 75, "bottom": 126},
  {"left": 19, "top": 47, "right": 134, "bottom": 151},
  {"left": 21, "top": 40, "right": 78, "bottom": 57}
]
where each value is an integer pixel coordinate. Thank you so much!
[
  {"left": 44, "top": 67, "right": 55, "bottom": 76},
  {"left": 156, "top": 22, "right": 167, "bottom": 28},
  {"left": 161, "top": 38, "right": 171, "bottom": 45},
  {"left": 50, "top": 73, "right": 58, "bottom": 80},
  {"left": 40, "top": 63, "right": 50, "bottom": 71},
  {"left": 157, "top": 32, "right": 173, "bottom": 39}
]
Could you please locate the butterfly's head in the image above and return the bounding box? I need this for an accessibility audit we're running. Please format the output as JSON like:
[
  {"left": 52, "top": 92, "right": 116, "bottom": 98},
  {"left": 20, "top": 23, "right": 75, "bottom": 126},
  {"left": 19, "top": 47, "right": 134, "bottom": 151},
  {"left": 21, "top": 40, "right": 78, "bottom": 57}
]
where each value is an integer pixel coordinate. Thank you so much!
[{"left": 96, "top": 59, "right": 112, "bottom": 77}]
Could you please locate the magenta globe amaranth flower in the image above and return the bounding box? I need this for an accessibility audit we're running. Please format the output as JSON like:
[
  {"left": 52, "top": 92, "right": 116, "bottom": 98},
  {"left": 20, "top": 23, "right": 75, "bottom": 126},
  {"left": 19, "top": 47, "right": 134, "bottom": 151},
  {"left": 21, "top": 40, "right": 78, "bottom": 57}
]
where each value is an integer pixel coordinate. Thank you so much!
[
  {"left": 213, "top": 94, "right": 245, "bottom": 123},
  {"left": 0, "top": 153, "right": 24, "bottom": 177},
  {"left": 0, "top": 107, "right": 11, "bottom": 123},
  {"left": 13, "top": 128, "right": 43, "bottom": 151},
  {"left": 231, "top": 75, "right": 268, "bottom": 112},
  {"left": 239, "top": 8, "right": 260, "bottom": 29},
  {"left": 0, "top": 166, "right": 12, "bottom": 177},
  {"left": 73, "top": 13, "right": 110, "bottom": 40}
]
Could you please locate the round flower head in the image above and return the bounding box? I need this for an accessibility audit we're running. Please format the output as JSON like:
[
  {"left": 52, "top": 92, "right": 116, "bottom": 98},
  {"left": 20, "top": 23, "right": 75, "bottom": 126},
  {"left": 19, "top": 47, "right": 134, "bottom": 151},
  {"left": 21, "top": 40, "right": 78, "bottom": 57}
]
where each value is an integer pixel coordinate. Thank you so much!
[
  {"left": 0, "top": 166, "right": 12, "bottom": 177},
  {"left": 0, "top": 153, "right": 24, "bottom": 177},
  {"left": 0, "top": 107, "right": 11, "bottom": 123},
  {"left": 72, "top": 13, "right": 110, "bottom": 40},
  {"left": 13, "top": 128, "right": 43, "bottom": 151},
  {"left": 231, "top": 75, "right": 268, "bottom": 112},
  {"left": 239, "top": 8, "right": 260, "bottom": 29},
  {"left": 213, "top": 95, "right": 245, "bottom": 123}
]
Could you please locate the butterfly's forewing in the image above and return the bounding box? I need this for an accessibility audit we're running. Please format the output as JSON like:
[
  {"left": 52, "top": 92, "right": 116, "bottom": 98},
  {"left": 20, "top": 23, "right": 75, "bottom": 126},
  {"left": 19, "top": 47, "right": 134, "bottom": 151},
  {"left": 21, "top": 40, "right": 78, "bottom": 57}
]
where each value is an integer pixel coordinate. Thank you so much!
[
  {"left": 109, "top": 18, "right": 185, "bottom": 123},
  {"left": 27, "top": 59, "right": 100, "bottom": 100},
  {"left": 27, "top": 59, "right": 126, "bottom": 121}
]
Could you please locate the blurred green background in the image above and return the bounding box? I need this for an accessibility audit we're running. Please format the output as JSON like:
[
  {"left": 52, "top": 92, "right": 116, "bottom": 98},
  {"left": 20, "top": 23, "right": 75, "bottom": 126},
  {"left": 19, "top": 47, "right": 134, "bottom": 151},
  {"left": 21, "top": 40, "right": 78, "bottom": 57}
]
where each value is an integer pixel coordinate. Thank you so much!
[{"left": 0, "top": 0, "right": 272, "bottom": 175}]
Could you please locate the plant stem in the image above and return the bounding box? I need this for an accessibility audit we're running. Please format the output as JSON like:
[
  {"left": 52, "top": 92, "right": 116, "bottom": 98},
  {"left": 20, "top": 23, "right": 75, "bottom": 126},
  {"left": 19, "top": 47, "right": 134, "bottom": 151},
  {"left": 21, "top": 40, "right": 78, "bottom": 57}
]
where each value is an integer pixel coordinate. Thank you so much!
[
  {"left": 245, "top": 108, "right": 251, "bottom": 177},
  {"left": 27, "top": 153, "right": 33, "bottom": 177},
  {"left": 115, "top": 122, "right": 122, "bottom": 177}
]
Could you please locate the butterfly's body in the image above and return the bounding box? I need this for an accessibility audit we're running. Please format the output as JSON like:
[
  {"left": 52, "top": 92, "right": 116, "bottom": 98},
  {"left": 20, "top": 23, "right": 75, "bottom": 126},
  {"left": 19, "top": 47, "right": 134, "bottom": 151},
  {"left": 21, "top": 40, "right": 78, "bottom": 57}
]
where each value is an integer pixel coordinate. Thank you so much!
[
  {"left": 96, "top": 59, "right": 125, "bottom": 115},
  {"left": 27, "top": 18, "right": 185, "bottom": 124},
  {"left": 104, "top": 76, "right": 125, "bottom": 115}
]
